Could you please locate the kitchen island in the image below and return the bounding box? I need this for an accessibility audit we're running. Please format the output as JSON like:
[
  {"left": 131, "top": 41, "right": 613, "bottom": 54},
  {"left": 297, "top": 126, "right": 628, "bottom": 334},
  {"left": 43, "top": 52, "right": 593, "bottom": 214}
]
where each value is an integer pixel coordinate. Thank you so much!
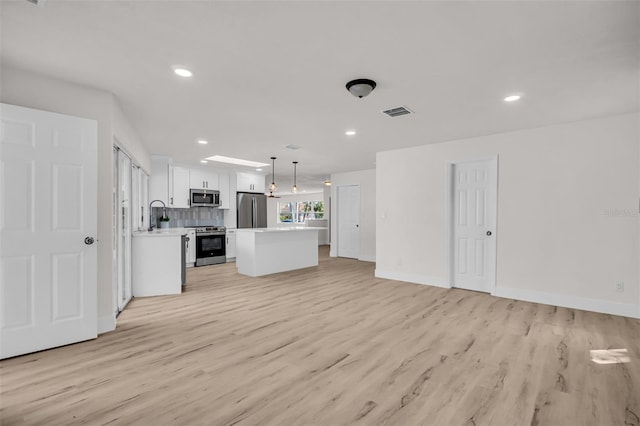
[{"left": 236, "top": 227, "right": 326, "bottom": 277}]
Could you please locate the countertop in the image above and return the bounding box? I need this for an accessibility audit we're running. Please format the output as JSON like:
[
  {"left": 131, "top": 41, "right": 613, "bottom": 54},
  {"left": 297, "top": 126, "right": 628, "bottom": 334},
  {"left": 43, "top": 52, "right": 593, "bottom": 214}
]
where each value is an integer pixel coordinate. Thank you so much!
[
  {"left": 236, "top": 227, "right": 328, "bottom": 233},
  {"left": 132, "top": 228, "right": 191, "bottom": 237}
]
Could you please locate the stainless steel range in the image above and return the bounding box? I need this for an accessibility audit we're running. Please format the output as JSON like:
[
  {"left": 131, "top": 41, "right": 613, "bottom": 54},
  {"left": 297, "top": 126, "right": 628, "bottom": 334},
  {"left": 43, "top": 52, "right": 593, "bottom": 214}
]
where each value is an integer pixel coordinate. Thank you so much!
[{"left": 194, "top": 226, "right": 226, "bottom": 266}]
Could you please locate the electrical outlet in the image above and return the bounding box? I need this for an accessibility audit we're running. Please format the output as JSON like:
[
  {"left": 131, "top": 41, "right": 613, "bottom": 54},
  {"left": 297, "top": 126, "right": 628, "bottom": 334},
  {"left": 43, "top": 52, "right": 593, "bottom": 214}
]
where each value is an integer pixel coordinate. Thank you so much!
[{"left": 616, "top": 282, "right": 624, "bottom": 292}]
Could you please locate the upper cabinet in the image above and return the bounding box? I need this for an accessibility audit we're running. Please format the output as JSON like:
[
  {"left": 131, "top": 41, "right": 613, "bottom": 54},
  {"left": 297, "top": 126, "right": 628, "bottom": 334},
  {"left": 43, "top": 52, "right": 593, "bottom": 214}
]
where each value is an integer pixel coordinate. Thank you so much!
[
  {"left": 149, "top": 156, "right": 190, "bottom": 208},
  {"left": 169, "top": 165, "right": 190, "bottom": 208},
  {"left": 190, "top": 168, "right": 218, "bottom": 191},
  {"left": 237, "top": 172, "right": 265, "bottom": 193},
  {"left": 149, "top": 156, "right": 171, "bottom": 205},
  {"left": 150, "top": 156, "right": 234, "bottom": 209},
  {"left": 219, "top": 174, "right": 230, "bottom": 209}
]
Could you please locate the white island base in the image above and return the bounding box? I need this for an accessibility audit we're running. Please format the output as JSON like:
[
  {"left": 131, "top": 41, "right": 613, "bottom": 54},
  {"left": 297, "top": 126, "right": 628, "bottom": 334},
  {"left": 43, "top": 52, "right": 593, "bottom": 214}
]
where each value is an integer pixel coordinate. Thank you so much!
[{"left": 236, "top": 228, "right": 323, "bottom": 277}]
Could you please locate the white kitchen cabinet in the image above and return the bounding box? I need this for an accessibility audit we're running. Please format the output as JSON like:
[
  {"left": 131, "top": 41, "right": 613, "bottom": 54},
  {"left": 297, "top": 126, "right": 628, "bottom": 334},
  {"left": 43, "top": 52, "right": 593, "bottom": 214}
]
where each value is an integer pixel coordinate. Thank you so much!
[
  {"left": 150, "top": 157, "right": 190, "bottom": 208},
  {"left": 169, "top": 165, "right": 190, "bottom": 208},
  {"left": 190, "top": 168, "right": 218, "bottom": 190},
  {"left": 219, "top": 173, "right": 230, "bottom": 209},
  {"left": 237, "top": 172, "right": 265, "bottom": 193},
  {"left": 186, "top": 229, "right": 196, "bottom": 266},
  {"left": 132, "top": 232, "right": 183, "bottom": 296},
  {"left": 149, "top": 156, "right": 171, "bottom": 205},
  {"left": 226, "top": 229, "right": 236, "bottom": 260}
]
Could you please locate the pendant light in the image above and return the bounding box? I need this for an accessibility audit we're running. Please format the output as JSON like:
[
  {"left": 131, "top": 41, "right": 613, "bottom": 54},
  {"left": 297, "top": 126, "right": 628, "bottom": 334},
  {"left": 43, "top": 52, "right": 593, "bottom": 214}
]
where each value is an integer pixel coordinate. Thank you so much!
[
  {"left": 292, "top": 161, "right": 299, "bottom": 193},
  {"left": 269, "top": 156, "right": 277, "bottom": 193}
]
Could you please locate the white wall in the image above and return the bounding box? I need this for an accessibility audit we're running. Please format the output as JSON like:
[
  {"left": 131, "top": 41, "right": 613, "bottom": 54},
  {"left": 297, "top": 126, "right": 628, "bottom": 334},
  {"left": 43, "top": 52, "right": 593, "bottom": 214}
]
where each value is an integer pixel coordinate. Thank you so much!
[
  {"left": 1, "top": 65, "right": 151, "bottom": 331},
  {"left": 330, "top": 169, "right": 376, "bottom": 262},
  {"left": 111, "top": 98, "right": 150, "bottom": 173},
  {"left": 376, "top": 113, "right": 640, "bottom": 318}
]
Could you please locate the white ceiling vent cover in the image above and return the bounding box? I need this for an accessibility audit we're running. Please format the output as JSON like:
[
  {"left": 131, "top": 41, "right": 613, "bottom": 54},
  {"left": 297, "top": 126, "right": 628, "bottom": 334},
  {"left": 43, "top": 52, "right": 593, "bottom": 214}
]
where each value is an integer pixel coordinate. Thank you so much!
[
  {"left": 382, "top": 106, "right": 413, "bottom": 118},
  {"left": 25, "top": 0, "right": 47, "bottom": 6}
]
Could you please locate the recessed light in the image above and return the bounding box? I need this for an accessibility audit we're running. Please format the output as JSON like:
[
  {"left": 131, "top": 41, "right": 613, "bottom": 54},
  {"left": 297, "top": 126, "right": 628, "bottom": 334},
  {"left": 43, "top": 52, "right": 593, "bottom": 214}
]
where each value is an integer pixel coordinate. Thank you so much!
[
  {"left": 197, "top": 139, "right": 208, "bottom": 145},
  {"left": 255, "top": 168, "right": 263, "bottom": 172},
  {"left": 323, "top": 180, "right": 332, "bottom": 186},
  {"left": 504, "top": 95, "right": 521, "bottom": 102},
  {"left": 205, "top": 155, "right": 270, "bottom": 168},
  {"left": 200, "top": 160, "right": 208, "bottom": 164},
  {"left": 345, "top": 130, "right": 357, "bottom": 136},
  {"left": 174, "top": 68, "right": 193, "bottom": 78}
]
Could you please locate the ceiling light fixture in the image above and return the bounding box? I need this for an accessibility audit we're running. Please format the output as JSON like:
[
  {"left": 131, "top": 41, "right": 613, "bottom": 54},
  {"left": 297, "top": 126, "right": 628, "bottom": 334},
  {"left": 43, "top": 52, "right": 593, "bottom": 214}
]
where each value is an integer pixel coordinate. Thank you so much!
[
  {"left": 269, "top": 157, "right": 278, "bottom": 193},
  {"left": 255, "top": 168, "right": 263, "bottom": 172},
  {"left": 292, "top": 161, "right": 299, "bottom": 193},
  {"left": 504, "top": 94, "right": 521, "bottom": 102},
  {"left": 346, "top": 78, "right": 376, "bottom": 98},
  {"left": 200, "top": 160, "right": 208, "bottom": 164},
  {"left": 197, "top": 139, "right": 208, "bottom": 145},
  {"left": 324, "top": 180, "right": 332, "bottom": 186},
  {"left": 174, "top": 68, "right": 193, "bottom": 78},
  {"left": 345, "top": 130, "right": 356, "bottom": 136},
  {"left": 205, "top": 155, "right": 269, "bottom": 168}
]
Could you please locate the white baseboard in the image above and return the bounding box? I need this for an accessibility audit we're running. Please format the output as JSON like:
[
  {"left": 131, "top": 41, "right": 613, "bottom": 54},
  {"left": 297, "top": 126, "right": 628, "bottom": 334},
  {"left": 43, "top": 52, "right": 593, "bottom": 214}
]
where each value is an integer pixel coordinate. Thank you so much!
[
  {"left": 375, "top": 269, "right": 449, "bottom": 289},
  {"left": 359, "top": 254, "right": 376, "bottom": 263},
  {"left": 374, "top": 270, "right": 639, "bottom": 319},
  {"left": 492, "top": 286, "right": 640, "bottom": 319},
  {"left": 97, "top": 314, "right": 116, "bottom": 334}
]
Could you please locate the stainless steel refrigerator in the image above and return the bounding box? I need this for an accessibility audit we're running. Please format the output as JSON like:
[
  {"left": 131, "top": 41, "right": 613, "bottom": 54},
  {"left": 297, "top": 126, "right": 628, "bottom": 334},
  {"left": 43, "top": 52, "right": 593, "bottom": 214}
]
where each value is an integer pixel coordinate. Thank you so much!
[{"left": 237, "top": 192, "right": 268, "bottom": 228}]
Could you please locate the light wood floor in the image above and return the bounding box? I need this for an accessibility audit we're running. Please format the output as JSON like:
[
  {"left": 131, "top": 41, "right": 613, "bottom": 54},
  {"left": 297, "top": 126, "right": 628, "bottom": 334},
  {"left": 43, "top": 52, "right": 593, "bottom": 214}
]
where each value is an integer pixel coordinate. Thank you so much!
[{"left": 1, "top": 246, "right": 639, "bottom": 425}]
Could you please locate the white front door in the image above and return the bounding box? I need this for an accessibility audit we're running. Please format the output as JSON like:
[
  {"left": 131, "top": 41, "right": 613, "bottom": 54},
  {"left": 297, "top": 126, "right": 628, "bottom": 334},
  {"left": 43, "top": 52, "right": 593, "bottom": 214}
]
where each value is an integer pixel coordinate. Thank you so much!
[
  {"left": 0, "top": 103, "right": 98, "bottom": 359},
  {"left": 451, "top": 158, "right": 497, "bottom": 293},
  {"left": 337, "top": 185, "right": 360, "bottom": 259}
]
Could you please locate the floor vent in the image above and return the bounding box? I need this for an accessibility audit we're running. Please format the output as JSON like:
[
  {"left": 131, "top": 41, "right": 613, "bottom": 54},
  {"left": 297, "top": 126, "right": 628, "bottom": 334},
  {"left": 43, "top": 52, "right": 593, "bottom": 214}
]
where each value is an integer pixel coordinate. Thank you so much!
[{"left": 382, "top": 106, "right": 412, "bottom": 118}]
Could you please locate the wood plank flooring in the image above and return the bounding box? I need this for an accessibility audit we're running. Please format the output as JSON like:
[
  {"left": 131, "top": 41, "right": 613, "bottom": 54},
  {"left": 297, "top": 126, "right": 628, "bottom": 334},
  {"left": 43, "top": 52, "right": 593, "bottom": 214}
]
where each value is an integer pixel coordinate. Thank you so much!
[{"left": 1, "top": 246, "right": 639, "bottom": 425}]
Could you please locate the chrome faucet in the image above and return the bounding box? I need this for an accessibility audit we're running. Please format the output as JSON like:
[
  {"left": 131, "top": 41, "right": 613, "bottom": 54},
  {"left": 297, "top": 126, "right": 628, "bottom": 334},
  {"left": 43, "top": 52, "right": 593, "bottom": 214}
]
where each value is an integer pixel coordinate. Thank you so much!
[{"left": 148, "top": 199, "right": 167, "bottom": 231}]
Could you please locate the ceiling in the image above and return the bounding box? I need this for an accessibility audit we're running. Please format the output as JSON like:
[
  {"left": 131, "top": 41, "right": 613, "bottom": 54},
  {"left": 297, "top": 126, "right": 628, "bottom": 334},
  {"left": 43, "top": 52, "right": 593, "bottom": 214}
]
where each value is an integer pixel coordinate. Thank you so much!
[{"left": 1, "top": 0, "right": 639, "bottom": 194}]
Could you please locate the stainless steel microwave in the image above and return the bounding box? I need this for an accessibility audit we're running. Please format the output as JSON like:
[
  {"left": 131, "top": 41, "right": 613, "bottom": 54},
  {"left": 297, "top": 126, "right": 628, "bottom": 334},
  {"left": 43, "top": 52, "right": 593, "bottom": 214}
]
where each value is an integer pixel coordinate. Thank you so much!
[{"left": 190, "top": 189, "right": 220, "bottom": 207}]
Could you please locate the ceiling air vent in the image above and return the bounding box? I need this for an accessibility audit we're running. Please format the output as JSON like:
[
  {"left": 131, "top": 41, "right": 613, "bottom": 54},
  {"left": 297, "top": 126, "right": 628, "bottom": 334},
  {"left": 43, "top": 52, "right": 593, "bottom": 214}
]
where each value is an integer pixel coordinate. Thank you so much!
[
  {"left": 382, "top": 106, "right": 412, "bottom": 118},
  {"left": 25, "top": 0, "right": 46, "bottom": 6}
]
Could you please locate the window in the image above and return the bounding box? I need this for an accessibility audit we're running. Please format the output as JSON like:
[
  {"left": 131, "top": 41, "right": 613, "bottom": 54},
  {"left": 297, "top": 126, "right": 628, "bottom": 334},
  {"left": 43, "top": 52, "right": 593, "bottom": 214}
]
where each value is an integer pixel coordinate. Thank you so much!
[{"left": 278, "top": 200, "right": 324, "bottom": 223}]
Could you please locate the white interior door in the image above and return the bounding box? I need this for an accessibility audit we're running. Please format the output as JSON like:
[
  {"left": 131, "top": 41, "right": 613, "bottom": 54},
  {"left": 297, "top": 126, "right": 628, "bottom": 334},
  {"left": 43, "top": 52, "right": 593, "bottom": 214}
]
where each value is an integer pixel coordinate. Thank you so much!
[
  {"left": 337, "top": 185, "right": 360, "bottom": 259},
  {"left": 0, "top": 103, "right": 97, "bottom": 359},
  {"left": 451, "top": 158, "right": 497, "bottom": 293}
]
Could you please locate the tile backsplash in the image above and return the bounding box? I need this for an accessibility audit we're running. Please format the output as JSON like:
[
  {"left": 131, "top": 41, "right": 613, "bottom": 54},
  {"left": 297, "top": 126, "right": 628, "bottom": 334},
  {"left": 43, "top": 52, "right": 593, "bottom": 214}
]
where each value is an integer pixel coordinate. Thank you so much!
[{"left": 152, "top": 207, "right": 224, "bottom": 228}]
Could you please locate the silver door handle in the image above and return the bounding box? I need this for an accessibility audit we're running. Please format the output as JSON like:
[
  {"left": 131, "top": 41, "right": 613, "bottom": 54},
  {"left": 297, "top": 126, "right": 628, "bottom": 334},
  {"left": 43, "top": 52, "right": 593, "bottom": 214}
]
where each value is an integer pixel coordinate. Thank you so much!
[{"left": 84, "top": 237, "right": 95, "bottom": 245}]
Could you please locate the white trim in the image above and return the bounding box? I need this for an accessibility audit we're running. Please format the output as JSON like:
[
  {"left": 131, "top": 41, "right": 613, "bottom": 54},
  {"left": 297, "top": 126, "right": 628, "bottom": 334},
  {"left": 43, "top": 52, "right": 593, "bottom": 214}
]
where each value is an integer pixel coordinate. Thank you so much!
[
  {"left": 98, "top": 314, "right": 117, "bottom": 334},
  {"left": 359, "top": 254, "right": 376, "bottom": 262},
  {"left": 492, "top": 286, "right": 640, "bottom": 319},
  {"left": 375, "top": 269, "right": 450, "bottom": 288},
  {"left": 446, "top": 155, "right": 498, "bottom": 292}
]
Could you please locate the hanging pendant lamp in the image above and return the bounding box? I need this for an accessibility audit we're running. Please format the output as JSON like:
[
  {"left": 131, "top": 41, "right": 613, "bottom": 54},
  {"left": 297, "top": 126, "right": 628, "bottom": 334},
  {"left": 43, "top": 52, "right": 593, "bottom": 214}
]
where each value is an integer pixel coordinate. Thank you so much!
[
  {"left": 292, "top": 161, "right": 299, "bottom": 193},
  {"left": 269, "top": 157, "right": 277, "bottom": 193}
]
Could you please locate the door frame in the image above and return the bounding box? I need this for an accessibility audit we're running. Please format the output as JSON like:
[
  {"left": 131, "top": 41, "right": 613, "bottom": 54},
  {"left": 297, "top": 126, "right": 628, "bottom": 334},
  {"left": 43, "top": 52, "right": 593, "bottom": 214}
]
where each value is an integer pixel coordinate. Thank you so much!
[{"left": 446, "top": 155, "right": 499, "bottom": 293}]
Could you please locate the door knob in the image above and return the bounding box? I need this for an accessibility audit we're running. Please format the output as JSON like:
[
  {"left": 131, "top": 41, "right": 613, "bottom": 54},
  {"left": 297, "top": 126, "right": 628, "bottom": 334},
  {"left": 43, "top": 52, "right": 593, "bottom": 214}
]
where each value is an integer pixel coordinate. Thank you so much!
[
  {"left": 84, "top": 237, "right": 95, "bottom": 245},
  {"left": 486, "top": 231, "right": 492, "bottom": 236}
]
